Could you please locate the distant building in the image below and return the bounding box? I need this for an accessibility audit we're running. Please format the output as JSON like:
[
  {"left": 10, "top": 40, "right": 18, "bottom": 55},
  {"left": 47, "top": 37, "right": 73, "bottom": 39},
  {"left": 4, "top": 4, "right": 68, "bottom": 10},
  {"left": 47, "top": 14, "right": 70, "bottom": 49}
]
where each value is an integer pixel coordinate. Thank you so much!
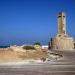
[
  {"left": 49, "top": 12, "right": 74, "bottom": 50},
  {"left": 42, "top": 45, "right": 48, "bottom": 49}
]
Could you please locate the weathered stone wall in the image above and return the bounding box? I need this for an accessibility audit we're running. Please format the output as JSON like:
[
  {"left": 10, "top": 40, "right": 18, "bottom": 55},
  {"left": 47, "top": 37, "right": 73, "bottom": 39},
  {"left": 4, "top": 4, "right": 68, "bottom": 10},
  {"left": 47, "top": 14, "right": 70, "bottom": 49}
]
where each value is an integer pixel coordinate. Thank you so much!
[{"left": 51, "top": 36, "right": 74, "bottom": 50}]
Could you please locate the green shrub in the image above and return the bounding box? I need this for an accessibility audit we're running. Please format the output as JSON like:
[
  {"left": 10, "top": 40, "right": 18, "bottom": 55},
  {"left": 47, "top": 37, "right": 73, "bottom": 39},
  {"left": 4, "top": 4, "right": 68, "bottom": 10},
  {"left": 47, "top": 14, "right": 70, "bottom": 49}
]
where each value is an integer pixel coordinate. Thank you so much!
[{"left": 23, "top": 46, "right": 36, "bottom": 50}]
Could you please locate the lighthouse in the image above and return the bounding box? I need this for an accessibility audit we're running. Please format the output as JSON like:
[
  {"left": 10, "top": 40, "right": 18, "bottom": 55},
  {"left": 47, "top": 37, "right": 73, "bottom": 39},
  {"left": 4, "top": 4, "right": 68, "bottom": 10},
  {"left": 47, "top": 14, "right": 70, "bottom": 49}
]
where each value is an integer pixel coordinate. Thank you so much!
[
  {"left": 49, "top": 12, "right": 74, "bottom": 50},
  {"left": 58, "top": 12, "right": 66, "bottom": 35}
]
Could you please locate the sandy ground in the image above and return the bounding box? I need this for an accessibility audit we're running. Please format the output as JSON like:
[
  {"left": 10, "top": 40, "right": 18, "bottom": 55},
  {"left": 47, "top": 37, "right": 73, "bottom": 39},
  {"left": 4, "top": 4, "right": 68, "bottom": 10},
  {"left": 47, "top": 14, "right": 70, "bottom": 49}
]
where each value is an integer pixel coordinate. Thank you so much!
[
  {"left": 0, "top": 50, "right": 75, "bottom": 75},
  {"left": 0, "top": 62, "right": 75, "bottom": 75}
]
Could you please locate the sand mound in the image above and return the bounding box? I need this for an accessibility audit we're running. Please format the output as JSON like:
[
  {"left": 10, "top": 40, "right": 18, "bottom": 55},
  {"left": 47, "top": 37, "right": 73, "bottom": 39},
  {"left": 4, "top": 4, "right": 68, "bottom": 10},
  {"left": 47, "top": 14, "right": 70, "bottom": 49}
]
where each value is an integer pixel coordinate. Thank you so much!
[{"left": 0, "top": 48, "right": 47, "bottom": 63}]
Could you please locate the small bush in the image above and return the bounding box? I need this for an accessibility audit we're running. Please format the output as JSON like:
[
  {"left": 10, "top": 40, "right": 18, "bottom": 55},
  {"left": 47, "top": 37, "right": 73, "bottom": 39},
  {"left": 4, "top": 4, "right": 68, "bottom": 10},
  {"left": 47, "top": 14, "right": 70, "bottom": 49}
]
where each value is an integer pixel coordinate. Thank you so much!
[{"left": 23, "top": 46, "right": 36, "bottom": 50}]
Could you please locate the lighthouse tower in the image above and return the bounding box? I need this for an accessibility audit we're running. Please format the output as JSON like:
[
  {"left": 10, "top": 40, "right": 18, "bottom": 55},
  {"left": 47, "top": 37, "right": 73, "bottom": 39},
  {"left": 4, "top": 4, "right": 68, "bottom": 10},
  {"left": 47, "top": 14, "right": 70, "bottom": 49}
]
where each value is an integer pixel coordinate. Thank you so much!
[
  {"left": 58, "top": 12, "right": 66, "bottom": 36},
  {"left": 50, "top": 12, "right": 74, "bottom": 50}
]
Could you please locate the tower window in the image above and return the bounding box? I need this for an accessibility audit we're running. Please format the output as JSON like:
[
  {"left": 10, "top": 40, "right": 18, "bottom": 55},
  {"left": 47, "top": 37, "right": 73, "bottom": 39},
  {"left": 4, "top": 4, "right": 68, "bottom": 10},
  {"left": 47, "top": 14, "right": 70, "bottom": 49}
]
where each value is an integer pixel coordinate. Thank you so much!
[
  {"left": 63, "top": 16, "right": 65, "bottom": 17},
  {"left": 58, "top": 16, "right": 61, "bottom": 17}
]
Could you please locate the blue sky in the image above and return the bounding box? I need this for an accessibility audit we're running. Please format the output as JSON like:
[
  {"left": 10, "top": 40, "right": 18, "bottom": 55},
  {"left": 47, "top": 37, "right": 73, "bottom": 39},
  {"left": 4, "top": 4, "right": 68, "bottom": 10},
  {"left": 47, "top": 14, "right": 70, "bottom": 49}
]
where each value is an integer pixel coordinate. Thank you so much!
[{"left": 0, "top": 0, "right": 75, "bottom": 45}]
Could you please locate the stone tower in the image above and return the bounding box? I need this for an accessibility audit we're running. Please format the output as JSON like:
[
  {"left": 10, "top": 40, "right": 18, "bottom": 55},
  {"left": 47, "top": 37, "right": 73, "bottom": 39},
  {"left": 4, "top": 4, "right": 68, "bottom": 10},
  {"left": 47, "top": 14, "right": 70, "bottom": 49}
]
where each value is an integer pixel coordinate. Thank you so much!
[
  {"left": 49, "top": 12, "right": 74, "bottom": 50},
  {"left": 58, "top": 12, "right": 66, "bottom": 36}
]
